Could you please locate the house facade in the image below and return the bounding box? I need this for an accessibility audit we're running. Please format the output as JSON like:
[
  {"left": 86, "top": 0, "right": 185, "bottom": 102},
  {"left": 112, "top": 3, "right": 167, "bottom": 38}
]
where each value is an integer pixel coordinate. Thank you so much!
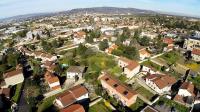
[
  {"left": 44, "top": 71, "right": 61, "bottom": 91},
  {"left": 66, "top": 66, "right": 85, "bottom": 81},
  {"left": 192, "top": 48, "right": 200, "bottom": 62},
  {"left": 54, "top": 85, "right": 88, "bottom": 109},
  {"left": 145, "top": 74, "right": 176, "bottom": 94},
  {"left": 2, "top": 65, "right": 24, "bottom": 88},
  {"left": 98, "top": 73, "right": 138, "bottom": 106}
]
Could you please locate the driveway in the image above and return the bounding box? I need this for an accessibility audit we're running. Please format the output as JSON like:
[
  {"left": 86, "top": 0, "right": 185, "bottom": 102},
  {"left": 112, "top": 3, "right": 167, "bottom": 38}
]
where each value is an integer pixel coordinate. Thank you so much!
[{"left": 17, "top": 85, "right": 29, "bottom": 112}]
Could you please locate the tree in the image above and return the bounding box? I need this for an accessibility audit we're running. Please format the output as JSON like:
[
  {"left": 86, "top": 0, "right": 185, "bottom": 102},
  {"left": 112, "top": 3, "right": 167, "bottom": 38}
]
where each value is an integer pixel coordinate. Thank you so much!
[
  {"left": 77, "top": 44, "right": 87, "bottom": 55},
  {"left": 99, "top": 39, "right": 109, "bottom": 51},
  {"left": 137, "top": 36, "right": 150, "bottom": 46}
]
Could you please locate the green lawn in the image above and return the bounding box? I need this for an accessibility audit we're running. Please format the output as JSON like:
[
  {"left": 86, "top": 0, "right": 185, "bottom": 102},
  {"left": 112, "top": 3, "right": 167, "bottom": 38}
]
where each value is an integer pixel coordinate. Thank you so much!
[
  {"left": 156, "top": 97, "right": 189, "bottom": 112},
  {"left": 188, "top": 75, "right": 200, "bottom": 89},
  {"left": 37, "top": 95, "right": 57, "bottom": 112},
  {"left": 135, "top": 86, "right": 154, "bottom": 100},
  {"left": 161, "top": 51, "right": 182, "bottom": 65},
  {"left": 12, "top": 83, "right": 23, "bottom": 103},
  {"left": 142, "top": 60, "right": 161, "bottom": 71},
  {"left": 89, "top": 100, "right": 112, "bottom": 112},
  {"left": 130, "top": 98, "right": 146, "bottom": 111}
]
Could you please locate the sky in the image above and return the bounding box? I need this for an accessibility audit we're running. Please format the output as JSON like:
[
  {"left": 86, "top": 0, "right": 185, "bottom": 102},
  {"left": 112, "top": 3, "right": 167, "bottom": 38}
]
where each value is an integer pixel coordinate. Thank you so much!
[{"left": 0, "top": 0, "right": 200, "bottom": 19}]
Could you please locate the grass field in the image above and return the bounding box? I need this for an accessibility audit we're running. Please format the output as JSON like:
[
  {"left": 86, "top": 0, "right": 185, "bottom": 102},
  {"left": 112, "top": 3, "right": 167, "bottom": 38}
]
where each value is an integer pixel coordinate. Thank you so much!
[
  {"left": 135, "top": 86, "right": 154, "bottom": 100},
  {"left": 12, "top": 83, "right": 23, "bottom": 103},
  {"left": 89, "top": 100, "right": 112, "bottom": 112},
  {"left": 130, "top": 98, "right": 146, "bottom": 111},
  {"left": 37, "top": 95, "right": 57, "bottom": 112}
]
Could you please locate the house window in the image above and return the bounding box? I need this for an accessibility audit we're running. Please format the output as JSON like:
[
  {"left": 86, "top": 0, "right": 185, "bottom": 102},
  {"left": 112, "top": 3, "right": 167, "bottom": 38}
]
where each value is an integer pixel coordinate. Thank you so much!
[
  {"left": 105, "top": 78, "right": 109, "bottom": 81},
  {"left": 113, "top": 84, "right": 118, "bottom": 88},
  {"left": 123, "top": 91, "right": 128, "bottom": 95}
]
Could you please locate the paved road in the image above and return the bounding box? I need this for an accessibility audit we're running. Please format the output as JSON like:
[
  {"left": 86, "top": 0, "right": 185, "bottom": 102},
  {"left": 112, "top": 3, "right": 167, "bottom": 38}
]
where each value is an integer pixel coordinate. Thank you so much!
[{"left": 17, "top": 84, "right": 29, "bottom": 112}]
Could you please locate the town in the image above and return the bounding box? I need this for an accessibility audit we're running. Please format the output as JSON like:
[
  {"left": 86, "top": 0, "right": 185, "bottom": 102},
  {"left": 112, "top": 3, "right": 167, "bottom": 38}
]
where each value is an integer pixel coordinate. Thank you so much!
[{"left": 0, "top": 8, "right": 200, "bottom": 112}]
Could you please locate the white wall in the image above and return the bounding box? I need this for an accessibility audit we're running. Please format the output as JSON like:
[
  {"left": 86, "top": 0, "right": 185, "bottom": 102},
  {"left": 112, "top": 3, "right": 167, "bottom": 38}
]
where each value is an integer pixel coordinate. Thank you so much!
[
  {"left": 178, "top": 89, "right": 192, "bottom": 97},
  {"left": 5, "top": 73, "right": 24, "bottom": 86},
  {"left": 49, "top": 81, "right": 60, "bottom": 88},
  {"left": 124, "top": 66, "right": 140, "bottom": 78}
]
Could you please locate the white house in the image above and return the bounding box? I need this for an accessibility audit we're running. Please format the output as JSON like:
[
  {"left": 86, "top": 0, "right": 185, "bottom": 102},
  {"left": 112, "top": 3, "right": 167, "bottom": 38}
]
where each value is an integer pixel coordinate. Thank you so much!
[
  {"left": 118, "top": 57, "right": 133, "bottom": 68},
  {"left": 66, "top": 66, "right": 85, "bottom": 81},
  {"left": 139, "top": 48, "right": 151, "bottom": 60},
  {"left": 145, "top": 74, "right": 176, "bottom": 94},
  {"left": 178, "top": 82, "right": 194, "bottom": 97},
  {"left": 2, "top": 65, "right": 24, "bottom": 88},
  {"left": 73, "top": 31, "right": 86, "bottom": 44},
  {"left": 124, "top": 62, "right": 140, "bottom": 78},
  {"left": 192, "top": 48, "right": 200, "bottom": 62},
  {"left": 54, "top": 85, "right": 88, "bottom": 109}
]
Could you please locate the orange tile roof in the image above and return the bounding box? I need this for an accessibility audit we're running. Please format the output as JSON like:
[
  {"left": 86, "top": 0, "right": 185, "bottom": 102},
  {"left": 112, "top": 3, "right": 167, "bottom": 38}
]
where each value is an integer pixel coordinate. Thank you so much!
[
  {"left": 3, "top": 67, "right": 23, "bottom": 78},
  {"left": 163, "top": 38, "right": 174, "bottom": 45},
  {"left": 146, "top": 74, "right": 176, "bottom": 89},
  {"left": 56, "top": 85, "right": 88, "bottom": 107},
  {"left": 192, "top": 48, "right": 200, "bottom": 56},
  {"left": 174, "top": 94, "right": 185, "bottom": 104},
  {"left": 119, "top": 57, "right": 133, "bottom": 64},
  {"left": 60, "top": 104, "right": 85, "bottom": 112},
  {"left": 139, "top": 49, "right": 151, "bottom": 56},
  {"left": 99, "top": 73, "right": 137, "bottom": 100},
  {"left": 44, "top": 71, "right": 59, "bottom": 84},
  {"left": 52, "top": 85, "right": 61, "bottom": 90},
  {"left": 126, "top": 61, "right": 139, "bottom": 70}
]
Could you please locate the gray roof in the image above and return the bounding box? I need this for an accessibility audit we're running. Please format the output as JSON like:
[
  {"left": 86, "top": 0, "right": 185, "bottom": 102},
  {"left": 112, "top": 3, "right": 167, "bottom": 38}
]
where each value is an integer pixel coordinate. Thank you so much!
[{"left": 67, "top": 66, "right": 85, "bottom": 73}]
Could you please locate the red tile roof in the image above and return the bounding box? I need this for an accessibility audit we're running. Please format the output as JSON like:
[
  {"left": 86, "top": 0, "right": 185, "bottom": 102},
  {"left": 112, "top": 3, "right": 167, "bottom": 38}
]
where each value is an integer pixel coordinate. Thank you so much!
[
  {"left": 163, "top": 38, "right": 174, "bottom": 45},
  {"left": 99, "top": 73, "right": 137, "bottom": 100},
  {"left": 60, "top": 104, "right": 85, "bottom": 112},
  {"left": 3, "top": 66, "right": 23, "bottom": 78},
  {"left": 119, "top": 57, "right": 133, "bottom": 65},
  {"left": 146, "top": 74, "right": 176, "bottom": 89},
  {"left": 56, "top": 85, "right": 88, "bottom": 107},
  {"left": 44, "top": 71, "right": 60, "bottom": 84},
  {"left": 126, "top": 61, "right": 139, "bottom": 70},
  {"left": 192, "top": 48, "right": 200, "bottom": 56}
]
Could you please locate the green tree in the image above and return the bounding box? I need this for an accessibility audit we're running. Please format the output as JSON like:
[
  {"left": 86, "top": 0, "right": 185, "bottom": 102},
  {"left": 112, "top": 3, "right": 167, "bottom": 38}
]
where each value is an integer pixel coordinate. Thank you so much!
[{"left": 99, "top": 39, "right": 109, "bottom": 51}]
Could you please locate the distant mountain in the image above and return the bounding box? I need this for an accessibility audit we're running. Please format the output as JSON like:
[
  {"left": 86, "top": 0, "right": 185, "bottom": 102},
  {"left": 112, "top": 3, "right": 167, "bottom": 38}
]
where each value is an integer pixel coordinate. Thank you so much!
[
  {"left": 0, "top": 7, "right": 198, "bottom": 24},
  {"left": 64, "top": 7, "right": 157, "bottom": 15}
]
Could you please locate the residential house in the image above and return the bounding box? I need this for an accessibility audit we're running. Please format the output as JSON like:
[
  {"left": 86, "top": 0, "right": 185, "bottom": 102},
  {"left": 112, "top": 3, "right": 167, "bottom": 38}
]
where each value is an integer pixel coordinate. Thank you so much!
[
  {"left": 184, "top": 33, "right": 200, "bottom": 50},
  {"left": 34, "top": 51, "right": 57, "bottom": 62},
  {"left": 192, "top": 48, "right": 200, "bottom": 62},
  {"left": 66, "top": 66, "right": 85, "bottom": 81},
  {"left": 123, "top": 39, "right": 131, "bottom": 46},
  {"left": 98, "top": 73, "right": 138, "bottom": 106},
  {"left": 105, "top": 44, "right": 118, "bottom": 54},
  {"left": 177, "top": 82, "right": 195, "bottom": 97},
  {"left": 174, "top": 82, "right": 195, "bottom": 106},
  {"left": 44, "top": 71, "right": 61, "bottom": 91},
  {"left": 118, "top": 57, "right": 134, "bottom": 69},
  {"left": 73, "top": 31, "right": 86, "bottom": 44},
  {"left": 54, "top": 85, "right": 89, "bottom": 109},
  {"left": 60, "top": 104, "right": 85, "bottom": 112},
  {"left": 2, "top": 65, "right": 24, "bottom": 88},
  {"left": 42, "top": 61, "right": 57, "bottom": 73},
  {"left": 118, "top": 57, "right": 140, "bottom": 78},
  {"left": 124, "top": 61, "right": 140, "bottom": 78},
  {"left": 140, "top": 65, "right": 157, "bottom": 75},
  {"left": 163, "top": 38, "right": 174, "bottom": 51},
  {"left": 145, "top": 74, "right": 176, "bottom": 94},
  {"left": 139, "top": 48, "right": 151, "bottom": 60},
  {"left": 0, "top": 88, "right": 10, "bottom": 99}
]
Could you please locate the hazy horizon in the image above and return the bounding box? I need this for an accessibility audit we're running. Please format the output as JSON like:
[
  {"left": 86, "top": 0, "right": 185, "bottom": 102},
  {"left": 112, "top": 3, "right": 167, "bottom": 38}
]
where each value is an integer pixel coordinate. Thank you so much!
[{"left": 0, "top": 0, "right": 200, "bottom": 19}]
